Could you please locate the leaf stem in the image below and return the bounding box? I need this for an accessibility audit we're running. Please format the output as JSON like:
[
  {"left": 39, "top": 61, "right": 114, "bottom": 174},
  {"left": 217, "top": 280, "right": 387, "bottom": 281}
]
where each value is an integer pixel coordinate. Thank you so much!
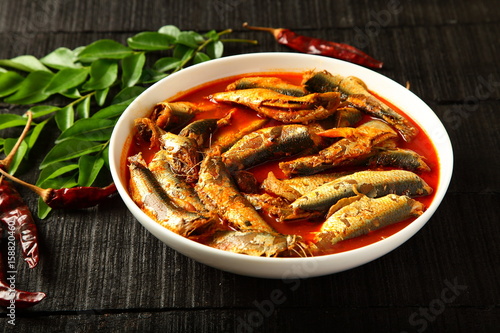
[
  {"left": 217, "top": 29, "right": 233, "bottom": 37},
  {"left": 218, "top": 28, "right": 258, "bottom": 44},
  {"left": 221, "top": 38, "right": 259, "bottom": 45},
  {"left": 67, "top": 91, "right": 96, "bottom": 108}
]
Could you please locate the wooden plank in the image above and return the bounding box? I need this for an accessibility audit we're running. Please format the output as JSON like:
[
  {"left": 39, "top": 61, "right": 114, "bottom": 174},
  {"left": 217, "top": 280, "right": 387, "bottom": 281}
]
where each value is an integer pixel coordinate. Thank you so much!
[
  {"left": 1, "top": 0, "right": 499, "bottom": 33},
  {"left": 2, "top": 307, "right": 499, "bottom": 332},
  {"left": 431, "top": 101, "right": 500, "bottom": 193}
]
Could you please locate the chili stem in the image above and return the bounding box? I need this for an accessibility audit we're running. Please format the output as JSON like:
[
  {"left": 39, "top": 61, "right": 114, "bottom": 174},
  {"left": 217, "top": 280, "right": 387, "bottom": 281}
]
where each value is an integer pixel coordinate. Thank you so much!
[
  {"left": 243, "top": 22, "right": 284, "bottom": 40},
  {"left": 243, "top": 22, "right": 277, "bottom": 34},
  {"left": 1, "top": 111, "right": 33, "bottom": 169},
  {"left": 0, "top": 167, "right": 49, "bottom": 201}
]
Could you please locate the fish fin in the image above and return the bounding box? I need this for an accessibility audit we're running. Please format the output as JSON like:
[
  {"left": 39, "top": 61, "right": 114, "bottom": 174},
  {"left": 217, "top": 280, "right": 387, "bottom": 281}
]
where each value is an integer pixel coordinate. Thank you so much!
[
  {"left": 325, "top": 187, "right": 365, "bottom": 218},
  {"left": 317, "top": 127, "right": 358, "bottom": 138}
]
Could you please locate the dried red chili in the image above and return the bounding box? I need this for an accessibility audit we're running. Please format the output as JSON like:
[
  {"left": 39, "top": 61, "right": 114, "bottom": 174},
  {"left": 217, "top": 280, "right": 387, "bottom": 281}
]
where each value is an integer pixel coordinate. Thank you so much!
[
  {"left": 0, "top": 168, "right": 117, "bottom": 210},
  {"left": 0, "top": 180, "right": 39, "bottom": 268},
  {"left": 243, "top": 23, "right": 383, "bottom": 69},
  {"left": 41, "top": 183, "right": 117, "bottom": 209},
  {"left": 0, "top": 223, "right": 46, "bottom": 309},
  {"left": 0, "top": 112, "right": 39, "bottom": 269},
  {"left": 0, "top": 111, "right": 45, "bottom": 308}
]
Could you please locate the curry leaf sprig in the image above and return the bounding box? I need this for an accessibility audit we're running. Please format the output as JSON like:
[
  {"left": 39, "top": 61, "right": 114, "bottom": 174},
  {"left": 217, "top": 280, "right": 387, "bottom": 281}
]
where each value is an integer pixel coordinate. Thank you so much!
[{"left": 0, "top": 25, "right": 257, "bottom": 218}]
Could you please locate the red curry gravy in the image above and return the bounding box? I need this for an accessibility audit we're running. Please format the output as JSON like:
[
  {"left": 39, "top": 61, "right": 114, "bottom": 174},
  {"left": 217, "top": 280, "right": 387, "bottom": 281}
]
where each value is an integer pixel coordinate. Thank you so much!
[{"left": 128, "top": 72, "right": 439, "bottom": 255}]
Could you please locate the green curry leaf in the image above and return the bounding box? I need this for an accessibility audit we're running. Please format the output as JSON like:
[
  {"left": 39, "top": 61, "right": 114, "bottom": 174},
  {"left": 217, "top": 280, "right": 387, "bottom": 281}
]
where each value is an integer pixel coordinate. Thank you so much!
[
  {"left": 111, "top": 86, "right": 146, "bottom": 104},
  {"left": 44, "top": 67, "right": 89, "bottom": 94},
  {"left": 206, "top": 40, "right": 224, "bottom": 59},
  {"left": 36, "top": 162, "right": 79, "bottom": 187},
  {"left": 77, "top": 39, "right": 134, "bottom": 61},
  {"left": 194, "top": 52, "right": 211, "bottom": 64},
  {"left": 127, "top": 32, "right": 176, "bottom": 51},
  {"left": 28, "top": 105, "right": 61, "bottom": 119},
  {"left": 56, "top": 118, "right": 115, "bottom": 143},
  {"left": 158, "top": 25, "right": 181, "bottom": 38},
  {"left": 76, "top": 95, "right": 91, "bottom": 119},
  {"left": 176, "top": 31, "right": 201, "bottom": 48},
  {"left": 90, "top": 100, "right": 131, "bottom": 119},
  {"left": 82, "top": 59, "right": 118, "bottom": 91},
  {"left": 121, "top": 52, "right": 146, "bottom": 87},
  {"left": 0, "top": 55, "right": 52, "bottom": 73},
  {"left": 0, "top": 114, "right": 27, "bottom": 130},
  {"left": 0, "top": 71, "right": 25, "bottom": 98},
  {"left": 54, "top": 104, "right": 74, "bottom": 132},
  {"left": 95, "top": 88, "right": 109, "bottom": 106},
  {"left": 27, "top": 119, "right": 50, "bottom": 149},
  {"left": 4, "top": 71, "right": 53, "bottom": 104},
  {"left": 78, "top": 153, "right": 105, "bottom": 187},
  {"left": 40, "top": 47, "right": 81, "bottom": 70},
  {"left": 153, "top": 57, "right": 182, "bottom": 72},
  {"left": 40, "top": 139, "right": 105, "bottom": 169}
]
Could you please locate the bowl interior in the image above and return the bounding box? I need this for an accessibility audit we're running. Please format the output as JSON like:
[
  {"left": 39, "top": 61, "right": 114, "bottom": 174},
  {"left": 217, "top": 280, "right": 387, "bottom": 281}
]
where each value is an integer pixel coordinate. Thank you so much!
[{"left": 109, "top": 52, "right": 453, "bottom": 279}]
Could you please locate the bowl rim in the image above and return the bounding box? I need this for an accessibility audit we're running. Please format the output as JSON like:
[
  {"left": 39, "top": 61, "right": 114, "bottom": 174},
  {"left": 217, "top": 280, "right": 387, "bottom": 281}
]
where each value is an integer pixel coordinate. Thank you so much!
[{"left": 109, "top": 52, "right": 453, "bottom": 278}]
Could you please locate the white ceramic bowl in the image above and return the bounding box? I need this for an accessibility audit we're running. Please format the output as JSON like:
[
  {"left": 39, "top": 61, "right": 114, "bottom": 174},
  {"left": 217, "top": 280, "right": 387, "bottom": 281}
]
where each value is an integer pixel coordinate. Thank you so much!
[{"left": 109, "top": 53, "right": 453, "bottom": 279}]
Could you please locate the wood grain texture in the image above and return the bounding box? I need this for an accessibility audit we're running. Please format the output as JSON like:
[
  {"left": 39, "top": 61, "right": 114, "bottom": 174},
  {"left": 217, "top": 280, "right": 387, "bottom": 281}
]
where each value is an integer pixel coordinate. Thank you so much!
[
  {"left": 0, "top": 0, "right": 499, "bottom": 332},
  {"left": 0, "top": 0, "right": 499, "bottom": 33},
  {"left": 2, "top": 307, "right": 499, "bottom": 332}
]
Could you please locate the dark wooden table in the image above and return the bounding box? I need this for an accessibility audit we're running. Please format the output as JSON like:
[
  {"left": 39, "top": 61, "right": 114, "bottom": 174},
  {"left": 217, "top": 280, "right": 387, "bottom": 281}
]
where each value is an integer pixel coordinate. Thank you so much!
[{"left": 1, "top": 0, "right": 499, "bottom": 332}]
